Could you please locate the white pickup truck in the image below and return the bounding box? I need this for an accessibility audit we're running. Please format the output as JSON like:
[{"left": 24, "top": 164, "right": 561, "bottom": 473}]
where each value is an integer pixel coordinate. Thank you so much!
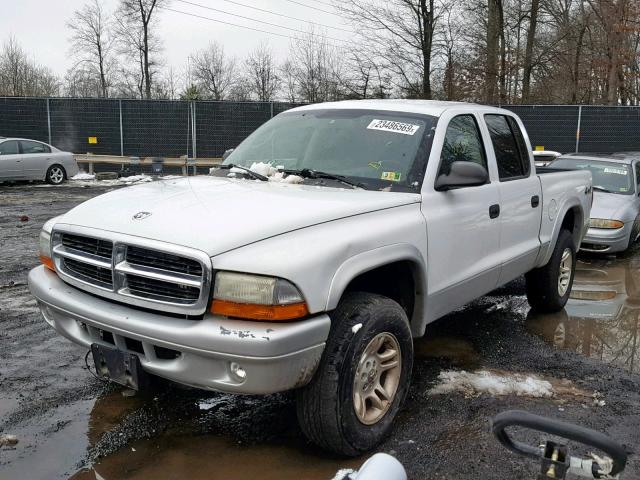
[{"left": 29, "top": 100, "right": 592, "bottom": 455}]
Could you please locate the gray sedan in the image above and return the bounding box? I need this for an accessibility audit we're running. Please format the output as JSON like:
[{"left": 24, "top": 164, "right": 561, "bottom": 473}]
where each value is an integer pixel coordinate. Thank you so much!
[
  {"left": 0, "top": 137, "right": 79, "bottom": 185},
  {"left": 548, "top": 153, "right": 640, "bottom": 253}
]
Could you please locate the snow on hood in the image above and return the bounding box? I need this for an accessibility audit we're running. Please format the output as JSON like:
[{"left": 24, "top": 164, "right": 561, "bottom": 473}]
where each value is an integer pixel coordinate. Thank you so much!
[
  {"left": 590, "top": 191, "right": 636, "bottom": 221},
  {"left": 57, "top": 176, "right": 420, "bottom": 256}
]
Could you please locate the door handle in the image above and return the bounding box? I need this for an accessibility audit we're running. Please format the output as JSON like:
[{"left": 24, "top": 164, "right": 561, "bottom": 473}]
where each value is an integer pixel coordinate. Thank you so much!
[
  {"left": 489, "top": 204, "right": 500, "bottom": 219},
  {"left": 531, "top": 195, "right": 540, "bottom": 208}
]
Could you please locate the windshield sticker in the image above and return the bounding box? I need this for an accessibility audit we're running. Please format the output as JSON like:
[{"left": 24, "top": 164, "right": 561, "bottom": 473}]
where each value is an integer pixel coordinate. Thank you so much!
[
  {"left": 367, "top": 119, "right": 420, "bottom": 135},
  {"left": 604, "top": 167, "right": 628, "bottom": 175},
  {"left": 368, "top": 161, "right": 382, "bottom": 170},
  {"left": 381, "top": 171, "right": 402, "bottom": 182}
]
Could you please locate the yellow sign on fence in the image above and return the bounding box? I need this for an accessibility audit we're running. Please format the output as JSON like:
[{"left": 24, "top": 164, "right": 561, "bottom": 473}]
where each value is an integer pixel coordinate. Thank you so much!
[
  {"left": 88, "top": 136, "right": 98, "bottom": 144},
  {"left": 534, "top": 145, "right": 544, "bottom": 151}
]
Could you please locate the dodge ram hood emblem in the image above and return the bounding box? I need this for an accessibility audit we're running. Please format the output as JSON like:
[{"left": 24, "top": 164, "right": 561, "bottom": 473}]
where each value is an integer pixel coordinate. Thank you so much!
[{"left": 132, "top": 211, "right": 152, "bottom": 220}]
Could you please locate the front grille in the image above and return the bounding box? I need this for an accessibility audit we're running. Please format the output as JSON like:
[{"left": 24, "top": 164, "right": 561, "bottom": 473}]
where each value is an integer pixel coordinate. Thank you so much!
[
  {"left": 64, "top": 258, "right": 113, "bottom": 287},
  {"left": 62, "top": 233, "right": 113, "bottom": 259},
  {"left": 52, "top": 230, "right": 210, "bottom": 315},
  {"left": 126, "top": 246, "right": 202, "bottom": 276},
  {"left": 126, "top": 274, "right": 200, "bottom": 302}
]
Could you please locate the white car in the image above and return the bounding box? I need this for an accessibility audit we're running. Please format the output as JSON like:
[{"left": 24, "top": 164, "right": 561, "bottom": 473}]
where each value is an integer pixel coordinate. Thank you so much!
[{"left": 0, "top": 137, "right": 79, "bottom": 184}]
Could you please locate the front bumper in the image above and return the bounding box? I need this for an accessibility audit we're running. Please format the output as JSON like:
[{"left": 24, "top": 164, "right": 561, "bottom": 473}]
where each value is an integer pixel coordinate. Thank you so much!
[
  {"left": 581, "top": 225, "right": 632, "bottom": 253},
  {"left": 28, "top": 266, "right": 330, "bottom": 394}
]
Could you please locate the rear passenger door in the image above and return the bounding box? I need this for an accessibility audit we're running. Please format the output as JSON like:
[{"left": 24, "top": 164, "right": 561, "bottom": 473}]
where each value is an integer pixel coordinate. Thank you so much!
[
  {"left": 0, "top": 140, "right": 22, "bottom": 179},
  {"left": 19, "top": 140, "right": 51, "bottom": 180},
  {"left": 484, "top": 114, "right": 542, "bottom": 285}
]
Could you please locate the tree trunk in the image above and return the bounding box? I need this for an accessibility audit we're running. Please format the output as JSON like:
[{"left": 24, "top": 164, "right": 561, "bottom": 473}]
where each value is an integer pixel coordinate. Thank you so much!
[
  {"left": 143, "top": 20, "right": 151, "bottom": 99},
  {"left": 485, "top": 0, "right": 501, "bottom": 103},
  {"left": 521, "top": 0, "right": 539, "bottom": 103},
  {"left": 419, "top": 0, "right": 434, "bottom": 99}
]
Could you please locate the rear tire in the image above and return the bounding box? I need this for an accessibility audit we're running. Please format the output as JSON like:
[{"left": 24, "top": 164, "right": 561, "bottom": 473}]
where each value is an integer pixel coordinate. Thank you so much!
[
  {"left": 46, "top": 164, "right": 66, "bottom": 185},
  {"left": 296, "top": 292, "right": 413, "bottom": 456},
  {"left": 526, "top": 229, "right": 576, "bottom": 313}
]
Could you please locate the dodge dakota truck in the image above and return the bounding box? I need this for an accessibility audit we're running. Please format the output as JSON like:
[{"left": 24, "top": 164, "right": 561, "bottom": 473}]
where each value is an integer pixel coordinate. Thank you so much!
[{"left": 29, "top": 100, "right": 592, "bottom": 456}]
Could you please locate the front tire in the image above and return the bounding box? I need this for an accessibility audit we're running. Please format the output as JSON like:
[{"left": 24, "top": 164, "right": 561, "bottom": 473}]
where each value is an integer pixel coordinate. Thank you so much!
[
  {"left": 525, "top": 229, "right": 576, "bottom": 313},
  {"left": 46, "top": 164, "right": 66, "bottom": 185},
  {"left": 296, "top": 292, "right": 413, "bottom": 456}
]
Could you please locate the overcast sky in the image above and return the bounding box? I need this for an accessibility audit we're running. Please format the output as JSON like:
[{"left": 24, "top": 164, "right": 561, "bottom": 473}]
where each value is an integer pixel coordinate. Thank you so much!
[{"left": 0, "top": 0, "right": 353, "bottom": 76}]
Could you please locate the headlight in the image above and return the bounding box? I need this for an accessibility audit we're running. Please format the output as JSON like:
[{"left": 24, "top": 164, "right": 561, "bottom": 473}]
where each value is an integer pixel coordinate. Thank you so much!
[
  {"left": 589, "top": 218, "right": 624, "bottom": 229},
  {"left": 39, "top": 216, "right": 60, "bottom": 272},
  {"left": 211, "top": 271, "right": 308, "bottom": 321}
]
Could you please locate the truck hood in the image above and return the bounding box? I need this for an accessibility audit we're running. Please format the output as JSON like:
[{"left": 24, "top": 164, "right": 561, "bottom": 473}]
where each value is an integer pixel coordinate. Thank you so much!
[
  {"left": 57, "top": 176, "right": 420, "bottom": 256},
  {"left": 591, "top": 191, "right": 635, "bottom": 221}
]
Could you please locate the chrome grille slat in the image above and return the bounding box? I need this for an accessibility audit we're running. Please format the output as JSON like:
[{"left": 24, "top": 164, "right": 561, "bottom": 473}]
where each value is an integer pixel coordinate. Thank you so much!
[
  {"left": 53, "top": 245, "right": 112, "bottom": 269},
  {"left": 115, "top": 261, "right": 201, "bottom": 287},
  {"left": 51, "top": 229, "right": 211, "bottom": 315}
]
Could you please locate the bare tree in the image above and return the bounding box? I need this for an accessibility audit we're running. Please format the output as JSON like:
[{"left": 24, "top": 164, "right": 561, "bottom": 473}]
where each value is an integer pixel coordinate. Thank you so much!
[
  {"left": 116, "top": 0, "right": 164, "bottom": 99},
  {"left": 521, "top": 0, "right": 539, "bottom": 102},
  {"left": 279, "top": 60, "right": 298, "bottom": 102},
  {"left": 287, "top": 29, "right": 343, "bottom": 103},
  {"left": 67, "top": 0, "right": 113, "bottom": 97},
  {"left": 244, "top": 43, "right": 280, "bottom": 101},
  {"left": 337, "top": 0, "right": 437, "bottom": 99},
  {"left": 0, "top": 36, "right": 60, "bottom": 96},
  {"left": 190, "top": 41, "right": 237, "bottom": 100}
]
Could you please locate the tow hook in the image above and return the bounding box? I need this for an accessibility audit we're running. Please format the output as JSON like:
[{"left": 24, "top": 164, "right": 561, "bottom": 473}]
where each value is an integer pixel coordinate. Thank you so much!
[{"left": 491, "top": 410, "right": 627, "bottom": 479}]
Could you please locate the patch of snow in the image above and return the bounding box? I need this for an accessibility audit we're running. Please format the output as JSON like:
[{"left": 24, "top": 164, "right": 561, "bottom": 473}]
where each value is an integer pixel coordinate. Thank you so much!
[
  {"left": 117, "top": 174, "right": 152, "bottom": 185},
  {"left": 331, "top": 469, "right": 356, "bottom": 480},
  {"left": 352, "top": 323, "right": 363, "bottom": 334},
  {"left": 428, "top": 370, "right": 554, "bottom": 398},
  {"left": 216, "top": 161, "right": 304, "bottom": 184},
  {"left": 71, "top": 172, "right": 95, "bottom": 180}
]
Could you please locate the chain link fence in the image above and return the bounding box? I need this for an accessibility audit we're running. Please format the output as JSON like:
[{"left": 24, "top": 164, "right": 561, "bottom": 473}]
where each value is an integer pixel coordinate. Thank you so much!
[{"left": 2, "top": 98, "right": 640, "bottom": 158}]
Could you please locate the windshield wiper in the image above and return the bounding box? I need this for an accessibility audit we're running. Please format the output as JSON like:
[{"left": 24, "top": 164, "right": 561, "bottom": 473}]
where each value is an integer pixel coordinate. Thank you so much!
[
  {"left": 285, "top": 168, "right": 366, "bottom": 189},
  {"left": 592, "top": 186, "right": 613, "bottom": 193},
  {"left": 218, "top": 163, "right": 268, "bottom": 181}
]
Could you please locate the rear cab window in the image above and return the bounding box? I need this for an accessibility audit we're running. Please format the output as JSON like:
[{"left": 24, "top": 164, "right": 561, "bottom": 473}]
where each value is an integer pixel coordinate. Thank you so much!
[{"left": 485, "top": 114, "right": 531, "bottom": 181}]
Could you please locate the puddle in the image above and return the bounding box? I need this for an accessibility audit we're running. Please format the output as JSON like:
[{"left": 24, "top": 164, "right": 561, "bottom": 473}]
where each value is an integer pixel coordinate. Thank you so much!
[
  {"left": 527, "top": 256, "right": 640, "bottom": 373},
  {"left": 70, "top": 433, "right": 361, "bottom": 480},
  {"left": 414, "top": 336, "right": 480, "bottom": 367}
]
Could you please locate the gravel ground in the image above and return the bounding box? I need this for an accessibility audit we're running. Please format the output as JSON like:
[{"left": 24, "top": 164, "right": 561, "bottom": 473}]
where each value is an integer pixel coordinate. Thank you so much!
[{"left": 1, "top": 181, "right": 639, "bottom": 480}]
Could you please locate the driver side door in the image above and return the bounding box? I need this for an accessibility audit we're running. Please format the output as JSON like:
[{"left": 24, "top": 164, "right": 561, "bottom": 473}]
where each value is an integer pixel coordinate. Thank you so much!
[{"left": 422, "top": 114, "right": 502, "bottom": 321}]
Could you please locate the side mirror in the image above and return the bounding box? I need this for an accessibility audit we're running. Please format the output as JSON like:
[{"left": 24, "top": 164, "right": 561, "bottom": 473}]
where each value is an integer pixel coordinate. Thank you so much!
[
  {"left": 222, "top": 148, "right": 234, "bottom": 160},
  {"left": 435, "top": 161, "right": 489, "bottom": 191}
]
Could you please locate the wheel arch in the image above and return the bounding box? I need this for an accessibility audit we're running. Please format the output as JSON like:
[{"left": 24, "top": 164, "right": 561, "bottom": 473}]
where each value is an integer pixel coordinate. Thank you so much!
[
  {"left": 538, "top": 202, "right": 584, "bottom": 267},
  {"left": 326, "top": 244, "right": 427, "bottom": 337}
]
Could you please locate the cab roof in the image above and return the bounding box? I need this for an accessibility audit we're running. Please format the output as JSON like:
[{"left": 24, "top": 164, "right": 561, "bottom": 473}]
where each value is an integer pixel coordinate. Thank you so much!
[{"left": 289, "top": 99, "right": 509, "bottom": 117}]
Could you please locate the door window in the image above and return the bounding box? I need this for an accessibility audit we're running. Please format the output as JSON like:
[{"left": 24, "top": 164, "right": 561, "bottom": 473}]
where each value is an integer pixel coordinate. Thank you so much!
[
  {"left": 19, "top": 140, "right": 50, "bottom": 154},
  {"left": 0, "top": 140, "right": 19, "bottom": 155},
  {"left": 438, "top": 115, "right": 487, "bottom": 176},
  {"left": 485, "top": 114, "right": 530, "bottom": 180}
]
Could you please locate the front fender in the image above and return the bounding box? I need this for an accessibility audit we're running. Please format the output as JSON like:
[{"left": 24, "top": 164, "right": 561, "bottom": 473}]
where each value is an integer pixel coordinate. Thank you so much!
[
  {"left": 326, "top": 243, "right": 427, "bottom": 336},
  {"left": 211, "top": 204, "right": 428, "bottom": 321}
]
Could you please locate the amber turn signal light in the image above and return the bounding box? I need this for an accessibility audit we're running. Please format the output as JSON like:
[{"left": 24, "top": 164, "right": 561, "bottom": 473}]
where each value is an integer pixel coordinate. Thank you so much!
[
  {"left": 211, "top": 299, "right": 309, "bottom": 321},
  {"left": 40, "top": 255, "right": 55, "bottom": 272}
]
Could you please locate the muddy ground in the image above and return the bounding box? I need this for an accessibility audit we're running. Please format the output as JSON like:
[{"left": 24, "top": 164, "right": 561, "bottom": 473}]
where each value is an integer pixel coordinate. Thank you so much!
[{"left": 1, "top": 181, "right": 639, "bottom": 480}]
